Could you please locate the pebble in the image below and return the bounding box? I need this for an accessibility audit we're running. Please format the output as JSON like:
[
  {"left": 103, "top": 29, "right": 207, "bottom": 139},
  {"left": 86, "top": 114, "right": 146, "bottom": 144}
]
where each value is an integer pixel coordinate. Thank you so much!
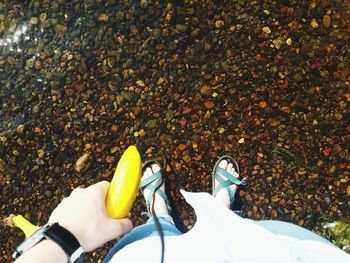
[
  {"left": 238, "top": 138, "right": 245, "bottom": 144},
  {"left": 286, "top": 38, "right": 292, "bottom": 46},
  {"left": 323, "top": 15, "right": 331, "bottom": 28},
  {"left": 200, "top": 85, "right": 212, "bottom": 96},
  {"left": 176, "top": 24, "right": 188, "bottom": 32},
  {"left": 37, "top": 149, "right": 45, "bottom": 159},
  {"left": 110, "top": 146, "right": 119, "bottom": 154},
  {"left": 16, "top": 124, "right": 25, "bottom": 136},
  {"left": 98, "top": 14, "right": 109, "bottom": 22},
  {"left": 311, "top": 19, "right": 319, "bottom": 29},
  {"left": 273, "top": 37, "right": 284, "bottom": 49},
  {"left": 262, "top": 26, "right": 271, "bottom": 34},
  {"left": 215, "top": 20, "right": 224, "bottom": 28},
  {"left": 204, "top": 100, "right": 214, "bottom": 109},
  {"left": 178, "top": 144, "right": 186, "bottom": 151},
  {"left": 29, "top": 17, "right": 39, "bottom": 25},
  {"left": 136, "top": 80, "right": 145, "bottom": 87},
  {"left": 75, "top": 153, "right": 92, "bottom": 173}
]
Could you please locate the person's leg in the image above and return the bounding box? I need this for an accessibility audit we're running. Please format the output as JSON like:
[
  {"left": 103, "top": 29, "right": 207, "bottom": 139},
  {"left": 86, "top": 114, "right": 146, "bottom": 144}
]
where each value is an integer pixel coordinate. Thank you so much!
[
  {"left": 211, "top": 157, "right": 335, "bottom": 247},
  {"left": 103, "top": 162, "right": 181, "bottom": 262}
]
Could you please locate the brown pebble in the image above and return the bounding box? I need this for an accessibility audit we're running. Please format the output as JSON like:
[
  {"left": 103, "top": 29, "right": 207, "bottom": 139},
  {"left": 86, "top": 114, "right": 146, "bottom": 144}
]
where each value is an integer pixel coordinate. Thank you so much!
[
  {"left": 178, "top": 144, "right": 186, "bottom": 151},
  {"left": 204, "top": 100, "right": 215, "bottom": 109},
  {"left": 271, "top": 209, "right": 278, "bottom": 218},
  {"left": 200, "top": 85, "right": 212, "bottom": 96},
  {"left": 268, "top": 118, "right": 279, "bottom": 127},
  {"left": 259, "top": 101, "right": 267, "bottom": 108},
  {"left": 323, "top": 15, "right": 331, "bottom": 28}
]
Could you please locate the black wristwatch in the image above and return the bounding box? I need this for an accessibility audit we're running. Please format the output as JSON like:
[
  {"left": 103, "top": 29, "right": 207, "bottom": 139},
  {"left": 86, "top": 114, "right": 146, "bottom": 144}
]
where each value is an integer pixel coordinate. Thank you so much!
[{"left": 13, "top": 222, "right": 84, "bottom": 263}]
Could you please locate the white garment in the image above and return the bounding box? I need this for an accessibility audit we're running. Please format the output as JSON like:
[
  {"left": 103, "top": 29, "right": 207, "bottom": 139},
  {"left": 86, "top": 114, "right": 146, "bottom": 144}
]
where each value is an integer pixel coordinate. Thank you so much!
[{"left": 111, "top": 190, "right": 350, "bottom": 263}]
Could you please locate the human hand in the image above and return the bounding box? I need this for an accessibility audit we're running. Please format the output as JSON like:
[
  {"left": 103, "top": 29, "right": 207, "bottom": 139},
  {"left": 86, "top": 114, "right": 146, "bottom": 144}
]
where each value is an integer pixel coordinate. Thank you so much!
[{"left": 48, "top": 181, "right": 133, "bottom": 252}]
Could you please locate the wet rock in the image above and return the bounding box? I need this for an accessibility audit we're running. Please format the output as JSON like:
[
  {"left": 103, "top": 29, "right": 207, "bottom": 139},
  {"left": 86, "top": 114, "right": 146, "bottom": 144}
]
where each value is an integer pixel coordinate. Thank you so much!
[
  {"left": 323, "top": 15, "right": 331, "bottom": 28},
  {"left": 75, "top": 153, "right": 93, "bottom": 173},
  {"left": 204, "top": 100, "right": 214, "bottom": 109},
  {"left": 176, "top": 24, "right": 188, "bottom": 32},
  {"left": 29, "top": 17, "right": 39, "bottom": 25},
  {"left": 98, "top": 14, "right": 109, "bottom": 22},
  {"left": 200, "top": 85, "right": 212, "bottom": 96}
]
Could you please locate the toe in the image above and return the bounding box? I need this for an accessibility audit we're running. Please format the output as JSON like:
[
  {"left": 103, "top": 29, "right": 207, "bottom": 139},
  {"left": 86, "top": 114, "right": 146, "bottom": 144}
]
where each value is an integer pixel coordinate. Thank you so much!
[
  {"left": 227, "top": 162, "right": 233, "bottom": 172},
  {"left": 218, "top": 159, "right": 228, "bottom": 169},
  {"left": 151, "top": 163, "right": 161, "bottom": 174},
  {"left": 143, "top": 167, "right": 153, "bottom": 178}
]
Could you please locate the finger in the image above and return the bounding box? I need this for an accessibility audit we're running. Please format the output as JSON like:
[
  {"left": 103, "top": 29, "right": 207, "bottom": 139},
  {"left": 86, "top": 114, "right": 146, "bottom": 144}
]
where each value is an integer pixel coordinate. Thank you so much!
[
  {"left": 85, "top": 181, "right": 110, "bottom": 199},
  {"left": 103, "top": 218, "right": 133, "bottom": 240}
]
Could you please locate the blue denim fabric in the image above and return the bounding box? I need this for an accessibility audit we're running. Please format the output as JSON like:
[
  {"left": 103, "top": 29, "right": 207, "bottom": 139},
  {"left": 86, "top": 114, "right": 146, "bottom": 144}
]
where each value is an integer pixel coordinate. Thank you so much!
[{"left": 103, "top": 216, "right": 181, "bottom": 263}]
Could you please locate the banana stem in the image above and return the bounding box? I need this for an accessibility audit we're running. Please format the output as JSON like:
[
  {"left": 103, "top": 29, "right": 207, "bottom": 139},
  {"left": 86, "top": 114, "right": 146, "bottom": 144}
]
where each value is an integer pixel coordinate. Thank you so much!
[{"left": 3, "top": 214, "right": 40, "bottom": 239}]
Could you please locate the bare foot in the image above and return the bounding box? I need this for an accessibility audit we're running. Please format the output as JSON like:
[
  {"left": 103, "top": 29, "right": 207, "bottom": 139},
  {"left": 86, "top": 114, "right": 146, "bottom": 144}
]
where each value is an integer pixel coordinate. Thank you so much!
[
  {"left": 213, "top": 159, "right": 240, "bottom": 208},
  {"left": 142, "top": 163, "right": 169, "bottom": 216}
]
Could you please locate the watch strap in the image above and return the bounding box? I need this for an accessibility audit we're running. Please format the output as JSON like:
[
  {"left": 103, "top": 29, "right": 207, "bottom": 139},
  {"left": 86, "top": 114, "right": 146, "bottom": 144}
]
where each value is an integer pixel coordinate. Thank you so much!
[{"left": 44, "top": 223, "right": 84, "bottom": 263}]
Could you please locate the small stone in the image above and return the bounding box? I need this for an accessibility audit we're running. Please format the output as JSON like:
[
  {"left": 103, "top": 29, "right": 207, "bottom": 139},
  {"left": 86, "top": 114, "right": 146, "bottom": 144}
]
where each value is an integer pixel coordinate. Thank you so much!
[
  {"left": 175, "top": 162, "right": 182, "bottom": 171},
  {"left": 40, "top": 13, "right": 47, "bottom": 22},
  {"left": 219, "top": 128, "right": 225, "bottom": 134},
  {"left": 98, "top": 13, "right": 109, "bottom": 22},
  {"left": 215, "top": 20, "right": 224, "bottom": 28},
  {"left": 200, "top": 85, "right": 212, "bottom": 96},
  {"left": 134, "top": 131, "right": 139, "bottom": 137},
  {"left": 139, "top": 129, "right": 145, "bottom": 136},
  {"left": 286, "top": 38, "right": 292, "bottom": 46},
  {"left": 329, "top": 165, "right": 336, "bottom": 174},
  {"left": 262, "top": 26, "right": 271, "bottom": 34},
  {"left": 204, "top": 100, "right": 214, "bottom": 109},
  {"left": 0, "top": 159, "right": 5, "bottom": 172},
  {"left": 84, "top": 144, "right": 92, "bottom": 151},
  {"left": 238, "top": 138, "right": 245, "bottom": 144},
  {"left": 323, "top": 15, "right": 331, "bottom": 28},
  {"left": 136, "top": 80, "right": 145, "bottom": 87},
  {"left": 273, "top": 37, "right": 284, "bottom": 49},
  {"left": 75, "top": 153, "right": 92, "bottom": 173},
  {"left": 298, "top": 168, "right": 306, "bottom": 175},
  {"left": 146, "top": 119, "right": 157, "bottom": 129},
  {"left": 110, "top": 146, "right": 119, "bottom": 154},
  {"left": 166, "top": 109, "right": 174, "bottom": 121},
  {"left": 259, "top": 101, "right": 267, "bottom": 108},
  {"left": 178, "top": 144, "right": 186, "bottom": 151},
  {"left": 268, "top": 118, "right": 279, "bottom": 127},
  {"left": 204, "top": 111, "right": 211, "bottom": 118},
  {"left": 16, "top": 124, "right": 25, "bottom": 136},
  {"left": 30, "top": 17, "right": 39, "bottom": 25},
  {"left": 271, "top": 209, "right": 278, "bottom": 218},
  {"left": 106, "top": 156, "right": 115, "bottom": 163},
  {"left": 130, "top": 25, "right": 138, "bottom": 35},
  {"left": 191, "top": 28, "right": 200, "bottom": 37},
  {"left": 176, "top": 24, "right": 188, "bottom": 32},
  {"left": 37, "top": 149, "right": 45, "bottom": 158},
  {"left": 157, "top": 77, "right": 164, "bottom": 85},
  {"left": 183, "top": 155, "right": 191, "bottom": 163},
  {"left": 7, "top": 56, "right": 16, "bottom": 65},
  {"left": 311, "top": 19, "right": 319, "bottom": 29}
]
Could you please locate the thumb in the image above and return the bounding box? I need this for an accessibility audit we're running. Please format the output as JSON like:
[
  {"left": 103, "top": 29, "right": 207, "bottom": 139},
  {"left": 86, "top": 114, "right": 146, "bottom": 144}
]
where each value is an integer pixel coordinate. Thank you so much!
[{"left": 105, "top": 218, "right": 133, "bottom": 240}]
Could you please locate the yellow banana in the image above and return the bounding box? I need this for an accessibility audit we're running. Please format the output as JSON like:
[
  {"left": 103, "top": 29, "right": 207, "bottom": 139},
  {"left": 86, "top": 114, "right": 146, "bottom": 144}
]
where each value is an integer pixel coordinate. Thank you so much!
[
  {"left": 105, "top": 145, "right": 141, "bottom": 218},
  {"left": 6, "top": 145, "right": 141, "bottom": 239},
  {"left": 3, "top": 215, "right": 40, "bottom": 238}
]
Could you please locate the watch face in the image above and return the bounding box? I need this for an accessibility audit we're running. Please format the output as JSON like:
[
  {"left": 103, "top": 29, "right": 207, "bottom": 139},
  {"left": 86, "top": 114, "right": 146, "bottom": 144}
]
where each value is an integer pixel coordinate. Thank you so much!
[{"left": 13, "top": 223, "right": 50, "bottom": 258}]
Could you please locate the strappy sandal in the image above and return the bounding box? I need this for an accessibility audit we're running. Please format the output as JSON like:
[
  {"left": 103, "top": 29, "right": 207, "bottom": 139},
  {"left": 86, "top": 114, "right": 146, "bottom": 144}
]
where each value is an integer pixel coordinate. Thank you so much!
[
  {"left": 212, "top": 155, "right": 246, "bottom": 209},
  {"left": 140, "top": 160, "right": 173, "bottom": 217}
]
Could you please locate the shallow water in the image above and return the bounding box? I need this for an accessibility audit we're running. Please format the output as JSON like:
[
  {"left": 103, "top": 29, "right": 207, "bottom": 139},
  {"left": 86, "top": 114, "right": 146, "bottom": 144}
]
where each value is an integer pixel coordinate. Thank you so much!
[{"left": 1, "top": 0, "right": 349, "bottom": 261}]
